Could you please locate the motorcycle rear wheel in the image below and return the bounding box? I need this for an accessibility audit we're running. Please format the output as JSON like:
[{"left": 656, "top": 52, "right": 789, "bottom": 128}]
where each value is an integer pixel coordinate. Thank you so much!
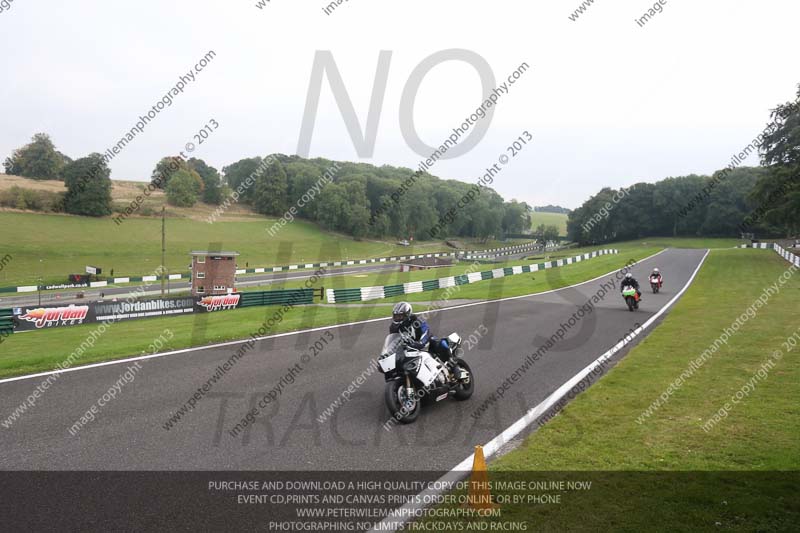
[{"left": 385, "top": 380, "right": 420, "bottom": 424}]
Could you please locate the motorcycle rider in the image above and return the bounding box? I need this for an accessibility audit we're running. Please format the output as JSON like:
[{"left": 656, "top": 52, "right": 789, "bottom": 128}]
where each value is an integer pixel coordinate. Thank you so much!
[
  {"left": 650, "top": 267, "right": 663, "bottom": 288},
  {"left": 620, "top": 272, "right": 642, "bottom": 301},
  {"left": 390, "top": 302, "right": 452, "bottom": 361}
]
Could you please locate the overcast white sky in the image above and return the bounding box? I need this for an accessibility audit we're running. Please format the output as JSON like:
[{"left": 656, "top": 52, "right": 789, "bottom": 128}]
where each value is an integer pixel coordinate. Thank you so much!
[{"left": 1, "top": 0, "right": 797, "bottom": 208}]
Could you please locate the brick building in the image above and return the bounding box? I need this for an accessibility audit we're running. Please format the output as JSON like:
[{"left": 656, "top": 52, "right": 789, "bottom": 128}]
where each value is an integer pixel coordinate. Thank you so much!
[{"left": 190, "top": 251, "right": 240, "bottom": 296}]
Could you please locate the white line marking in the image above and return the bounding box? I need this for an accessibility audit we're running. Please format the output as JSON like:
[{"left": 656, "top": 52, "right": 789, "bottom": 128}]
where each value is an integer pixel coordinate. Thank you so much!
[
  {"left": 0, "top": 250, "right": 667, "bottom": 385},
  {"left": 370, "top": 248, "right": 709, "bottom": 532}
]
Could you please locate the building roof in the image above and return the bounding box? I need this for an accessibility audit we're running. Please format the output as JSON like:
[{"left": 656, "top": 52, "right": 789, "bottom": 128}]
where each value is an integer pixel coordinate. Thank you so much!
[{"left": 190, "top": 251, "right": 240, "bottom": 256}]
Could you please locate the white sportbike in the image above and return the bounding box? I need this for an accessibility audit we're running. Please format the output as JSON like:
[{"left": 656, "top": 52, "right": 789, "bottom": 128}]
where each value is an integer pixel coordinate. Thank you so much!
[{"left": 376, "top": 332, "right": 474, "bottom": 424}]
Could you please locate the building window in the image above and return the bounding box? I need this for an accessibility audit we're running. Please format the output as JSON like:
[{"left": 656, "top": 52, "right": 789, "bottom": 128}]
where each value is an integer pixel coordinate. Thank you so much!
[
  {"left": 197, "top": 256, "right": 205, "bottom": 264},
  {"left": 197, "top": 272, "right": 205, "bottom": 279},
  {"left": 214, "top": 285, "right": 227, "bottom": 291},
  {"left": 197, "top": 286, "right": 205, "bottom": 294}
]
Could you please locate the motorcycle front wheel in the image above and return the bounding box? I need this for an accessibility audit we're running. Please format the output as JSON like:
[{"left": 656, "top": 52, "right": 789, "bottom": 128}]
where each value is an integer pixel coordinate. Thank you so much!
[
  {"left": 452, "top": 359, "right": 474, "bottom": 401},
  {"left": 626, "top": 297, "right": 635, "bottom": 312},
  {"left": 385, "top": 380, "right": 420, "bottom": 424}
]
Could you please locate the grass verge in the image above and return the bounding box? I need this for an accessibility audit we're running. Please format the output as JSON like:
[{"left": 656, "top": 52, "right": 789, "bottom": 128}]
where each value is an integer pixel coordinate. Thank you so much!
[{"left": 428, "top": 249, "right": 799, "bottom": 531}]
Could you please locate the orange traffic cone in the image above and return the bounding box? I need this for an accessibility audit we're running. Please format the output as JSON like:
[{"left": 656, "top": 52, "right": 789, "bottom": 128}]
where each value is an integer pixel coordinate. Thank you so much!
[{"left": 464, "top": 445, "right": 498, "bottom": 510}]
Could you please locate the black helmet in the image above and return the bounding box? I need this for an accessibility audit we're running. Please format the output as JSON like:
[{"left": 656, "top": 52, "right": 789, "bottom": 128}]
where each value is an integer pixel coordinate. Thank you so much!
[{"left": 392, "top": 302, "right": 412, "bottom": 325}]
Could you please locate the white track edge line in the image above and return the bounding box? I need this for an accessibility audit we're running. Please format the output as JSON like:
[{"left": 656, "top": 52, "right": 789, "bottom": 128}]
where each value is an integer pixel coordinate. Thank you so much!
[
  {"left": 0, "top": 249, "right": 666, "bottom": 385},
  {"left": 371, "top": 248, "right": 709, "bottom": 532}
]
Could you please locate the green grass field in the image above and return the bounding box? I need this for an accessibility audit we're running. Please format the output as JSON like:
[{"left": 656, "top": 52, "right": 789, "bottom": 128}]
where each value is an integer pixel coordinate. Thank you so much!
[
  {"left": 432, "top": 248, "right": 799, "bottom": 530},
  {"left": 530, "top": 211, "right": 568, "bottom": 236},
  {"left": 0, "top": 212, "right": 427, "bottom": 285},
  {"left": 0, "top": 212, "right": 538, "bottom": 287}
]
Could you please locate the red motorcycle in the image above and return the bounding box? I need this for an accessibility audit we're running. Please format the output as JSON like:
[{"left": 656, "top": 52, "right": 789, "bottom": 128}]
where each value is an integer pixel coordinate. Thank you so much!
[{"left": 649, "top": 275, "right": 663, "bottom": 294}]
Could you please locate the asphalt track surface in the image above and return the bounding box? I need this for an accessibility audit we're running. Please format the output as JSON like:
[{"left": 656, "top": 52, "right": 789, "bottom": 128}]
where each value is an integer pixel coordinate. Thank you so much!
[{"left": 0, "top": 248, "right": 707, "bottom": 471}]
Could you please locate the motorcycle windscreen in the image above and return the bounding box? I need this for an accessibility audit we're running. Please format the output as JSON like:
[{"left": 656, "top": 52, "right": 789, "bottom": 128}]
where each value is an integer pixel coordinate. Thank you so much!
[
  {"left": 379, "top": 333, "right": 404, "bottom": 372},
  {"left": 382, "top": 333, "right": 405, "bottom": 355}
]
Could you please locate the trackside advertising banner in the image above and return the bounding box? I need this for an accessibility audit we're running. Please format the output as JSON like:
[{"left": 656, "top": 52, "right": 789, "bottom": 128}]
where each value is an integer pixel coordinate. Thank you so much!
[
  {"left": 13, "top": 304, "right": 93, "bottom": 331},
  {"left": 94, "top": 298, "right": 195, "bottom": 322},
  {"left": 194, "top": 294, "right": 241, "bottom": 312},
  {"left": 12, "top": 296, "right": 226, "bottom": 331}
]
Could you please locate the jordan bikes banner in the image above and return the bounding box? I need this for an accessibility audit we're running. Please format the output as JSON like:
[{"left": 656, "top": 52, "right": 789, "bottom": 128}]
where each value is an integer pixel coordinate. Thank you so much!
[
  {"left": 13, "top": 297, "right": 196, "bottom": 331},
  {"left": 13, "top": 293, "right": 249, "bottom": 331},
  {"left": 94, "top": 297, "right": 196, "bottom": 322},
  {"left": 13, "top": 303, "right": 94, "bottom": 331},
  {"left": 194, "top": 294, "right": 241, "bottom": 312}
]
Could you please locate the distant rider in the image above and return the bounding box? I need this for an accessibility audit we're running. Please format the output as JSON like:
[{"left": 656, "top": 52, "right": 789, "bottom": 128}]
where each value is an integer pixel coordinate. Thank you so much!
[
  {"left": 620, "top": 272, "right": 642, "bottom": 300},
  {"left": 650, "top": 268, "right": 663, "bottom": 288},
  {"left": 390, "top": 302, "right": 452, "bottom": 361}
]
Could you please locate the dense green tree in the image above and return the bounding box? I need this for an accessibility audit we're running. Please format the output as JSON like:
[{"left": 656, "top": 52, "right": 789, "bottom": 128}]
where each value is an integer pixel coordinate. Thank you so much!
[
  {"left": 543, "top": 225, "right": 560, "bottom": 244},
  {"left": 151, "top": 156, "right": 194, "bottom": 190},
  {"left": 286, "top": 161, "right": 326, "bottom": 216},
  {"left": 700, "top": 168, "right": 764, "bottom": 235},
  {"left": 653, "top": 175, "right": 707, "bottom": 237},
  {"left": 62, "top": 153, "right": 113, "bottom": 216},
  {"left": 222, "top": 157, "right": 263, "bottom": 203},
  {"left": 252, "top": 160, "right": 289, "bottom": 216},
  {"left": 750, "top": 84, "right": 800, "bottom": 237},
  {"left": 315, "top": 183, "right": 350, "bottom": 232},
  {"left": 610, "top": 183, "right": 656, "bottom": 241},
  {"left": 166, "top": 170, "right": 200, "bottom": 207},
  {"left": 3, "top": 133, "right": 65, "bottom": 180},
  {"left": 188, "top": 158, "right": 222, "bottom": 204},
  {"left": 502, "top": 200, "right": 529, "bottom": 235}
]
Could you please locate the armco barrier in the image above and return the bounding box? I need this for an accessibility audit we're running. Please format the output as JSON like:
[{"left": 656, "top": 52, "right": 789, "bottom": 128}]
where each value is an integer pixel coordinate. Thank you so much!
[
  {"left": 739, "top": 243, "right": 774, "bottom": 249},
  {"left": 738, "top": 242, "right": 800, "bottom": 267},
  {"left": 772, "top": 243, "right": 800, "bottom": 267},
  {"left": 327, "top": 249, "right": 618, "bottom": 303},
  {"left": 463, "top": 242, "right": 554, "bottom": 260},
  {"left": 0, "top": 308, "right": 13, "bottom": 337},
  {"left": 0, "top": 242, "right": 543, "bottom": 295},
  {"left": 238, "top": 289, "right": 315, "bottom": 307},
  {"left": 234, "top": 252, "right": 459, "bottom": 275}
]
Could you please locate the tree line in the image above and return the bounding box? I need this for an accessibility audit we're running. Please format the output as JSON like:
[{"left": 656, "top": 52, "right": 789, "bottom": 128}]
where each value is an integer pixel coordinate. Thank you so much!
[
  {"left": 215, "top": 154, "right": 532, "bottom": 241},
  {"left": 567, "top": 84, "right": 800, "bottom": 244},
  {"left": 8, "top": 82, "right": 795, "bottom": 243},
  {"left": 2, "top": 137, "right": 532, "bottom": 240}
]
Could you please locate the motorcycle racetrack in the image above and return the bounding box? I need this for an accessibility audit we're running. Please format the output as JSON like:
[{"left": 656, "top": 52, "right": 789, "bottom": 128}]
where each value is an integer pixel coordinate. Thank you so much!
[{"left": 0, "top": 248, "right": 707, "bottom": 471}]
